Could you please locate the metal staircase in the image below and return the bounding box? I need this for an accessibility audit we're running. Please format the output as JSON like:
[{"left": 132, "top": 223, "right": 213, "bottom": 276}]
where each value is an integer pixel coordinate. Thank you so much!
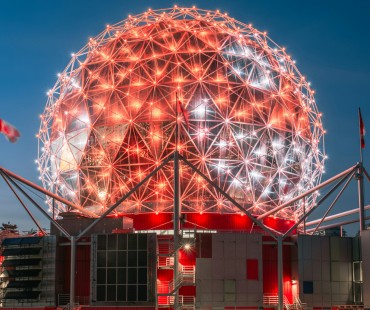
[
  {"left": 263, "top": 294, "right": 307, "bottom": 310},
  {"left": 156, "top": 236, "right": 195, "bottom": 309}
]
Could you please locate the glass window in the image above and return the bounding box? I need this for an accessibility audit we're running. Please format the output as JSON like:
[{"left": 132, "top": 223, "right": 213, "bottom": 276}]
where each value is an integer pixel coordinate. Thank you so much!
[
  {"left": 117, "top": 252, "right": 127, "bottom": 267},
  {"left": 138, "top": 285, "right": 147, "bottom": 301},
  {"left": 138, "top": 234, "right": 147, "bottom": 250},
  {"left": 97, "top": 268, "right": 106, "bottom": 284},
  {"left": 107, "top": 268, "right": 117, "bottom": 284},
  {"left": 118, "top": 234, "right": 127, "bottom": 250},
  {"left": 128, "top": 235, "right": 138, "bottom": 250},
  {"left": 97, "top": 251, "right": 106, "bottom": 267},
  {"left": 138, "top": 251, "right": 147, "bottom": 266},
  {"left": 128, "top": 268, "right": 137, "bottom": 284},
  {"left": 106, "top": 285, "right": 117, "bottom": 301},
  {"left": 127, "top": 285, "right": 137, "bottom": 301},
  {"left": 94, "top": 233, "right": 151, "bottom": 303},
  {"left": 117, "top": 268, "right": 126, "bottom": 284},
  {"left": 97, "top": 235, "right": 106, "bottom": 250},
  {"left": 353, "top": 261, "right": 362, "bottom": 282},
  {"left": 107, "top": 251, "right": 117, "bottom": 266},
  {"left": 128, "top": 251, "right": 137, "bottom": 267},
  {"left": 96, "top": 285, "right": 106, "bottom": 301},
  {"left": 117, "top": 285, "right": 126, "bottom": 301},
  {"left": 138, "top": 268, "right": 147, "bottom": 284},
  {"left": 108, "top": 234, "right": 117, "bottom": 251},
  {"left": 303, "top": 281, "right": 313, "bottom": 294}
]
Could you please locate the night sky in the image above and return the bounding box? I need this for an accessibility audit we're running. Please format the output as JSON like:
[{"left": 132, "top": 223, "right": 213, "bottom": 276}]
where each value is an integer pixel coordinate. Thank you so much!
[{"left": 0, "top": 0, "right": 369, "bottom": 235}]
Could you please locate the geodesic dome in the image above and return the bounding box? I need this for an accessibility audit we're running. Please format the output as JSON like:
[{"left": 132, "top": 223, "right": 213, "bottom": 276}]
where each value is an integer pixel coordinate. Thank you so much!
[{"left": 38, "top": 7, "right": 325, "bottom": 220}]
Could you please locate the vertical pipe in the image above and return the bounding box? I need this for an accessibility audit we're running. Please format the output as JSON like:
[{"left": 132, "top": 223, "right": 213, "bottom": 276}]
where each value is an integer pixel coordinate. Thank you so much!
[
  {"left": 70, "top": 236, "right": 76, "bottom": 310},
  {"left": 358, "top": 162, "right": 365, "bottom": 233},
  {"left": 173, "top": 93, "right": 180, "bottom": 308},
  {"left": 52, "top": 184, "right": 55, "bottom": 220},
  {"left": 277, "top": 236, "right": 284, "bottom": 310},
  {"left": 173, "top": 149, "right": 180, "bottom": 309},
  {"left": 303, "top": 197, "right": 306, "bottom": 235}
]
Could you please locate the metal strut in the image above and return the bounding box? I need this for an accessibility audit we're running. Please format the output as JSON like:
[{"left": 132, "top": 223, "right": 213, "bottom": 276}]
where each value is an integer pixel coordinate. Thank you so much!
[
  {"left": 311, "top": 169, "right": 357, "bottom": 235},
  {"left": 283, "top": 165, "right": 358, "bottom": 238},
  {"left": 0, "top": 171, "right": 47, "bottom": 236},
  {"left": 179, "top": 154, "right": 278, "bottom": 239},
  {"left": 0, "top": 170, "right": 71, "bottom": 239}
]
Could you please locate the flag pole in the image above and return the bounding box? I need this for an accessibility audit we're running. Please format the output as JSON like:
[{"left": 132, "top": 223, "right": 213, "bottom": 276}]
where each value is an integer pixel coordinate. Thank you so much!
[
  {"left": 359, "top": 108, "right": 364, "bottom": 164},
  {"left": 173, "top": 92, "right": 180, "bottom": 308},
  {"left": 358, "top": 108, "right": 365, "bottom": 232}
]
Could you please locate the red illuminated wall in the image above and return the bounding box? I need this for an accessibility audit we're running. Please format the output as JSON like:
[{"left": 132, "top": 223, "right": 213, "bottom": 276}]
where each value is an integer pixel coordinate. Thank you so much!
[
  {"left": 195, "top": 233, "right": 212, "bottom": 258},
  {"left": 262, "top": 236, "right": 294, "bottom": 303},
  {"left": 124, "top": 213, "right": 295, "bottom": 234},
  {"left": 59, "top": 238, "right": 90, "bottom": 300}
]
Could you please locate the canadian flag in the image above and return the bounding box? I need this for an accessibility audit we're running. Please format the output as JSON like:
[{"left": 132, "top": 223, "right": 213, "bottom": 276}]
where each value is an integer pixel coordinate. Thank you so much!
[
  {"left": 177, "top": 99, "right": 190, "bottom": 129},
  {"left": 359, "top": 108, "right": 366, "bottom": 149},
  {"left": 0, "top": 119, "right": 21, "bottom": 143}
]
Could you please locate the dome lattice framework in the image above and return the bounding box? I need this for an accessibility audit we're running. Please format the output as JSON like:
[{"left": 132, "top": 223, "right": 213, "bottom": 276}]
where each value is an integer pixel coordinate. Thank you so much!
[{"left": 38, "top": 7, "right": 326, "bottom": 220}]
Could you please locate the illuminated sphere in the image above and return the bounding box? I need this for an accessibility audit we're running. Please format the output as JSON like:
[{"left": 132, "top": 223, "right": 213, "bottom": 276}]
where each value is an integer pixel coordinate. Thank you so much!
[{"left": 38, "top": 7, "right": 325, "bottom": 220}]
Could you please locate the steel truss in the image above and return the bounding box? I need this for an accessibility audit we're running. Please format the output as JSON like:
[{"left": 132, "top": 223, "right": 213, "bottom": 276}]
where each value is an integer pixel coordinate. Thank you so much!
[{"left": 0, "top": 157, "right": 368, "bottom": 309}]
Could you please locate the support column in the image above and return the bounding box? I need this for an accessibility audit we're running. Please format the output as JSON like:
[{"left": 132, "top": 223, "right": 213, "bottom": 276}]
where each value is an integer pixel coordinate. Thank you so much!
[
  {"left": 277, "top": 236, "right": 284, "bottom": 310},
  {"left": 70, "top": 236, "right": 76, "bottom": 310},
  {"left": 303, "top": 197, "right": 306, "bottom": 234},
  {"left": 173, "top": 150, "right": 180, "bottom": 309},
  {"left": 358, "top": 162, "right": 365, "bottom": 233}
]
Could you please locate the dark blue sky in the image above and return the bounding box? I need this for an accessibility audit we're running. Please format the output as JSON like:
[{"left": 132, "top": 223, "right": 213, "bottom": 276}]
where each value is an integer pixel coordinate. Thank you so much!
[{"left": 0, "top": 0, "right": 369, "bottom": 234}]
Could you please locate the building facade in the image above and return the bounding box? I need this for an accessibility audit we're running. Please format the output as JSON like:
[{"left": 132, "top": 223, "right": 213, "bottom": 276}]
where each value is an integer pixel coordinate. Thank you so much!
[{"left": 0, "top": 214, "right": 367, "bottom": 309}]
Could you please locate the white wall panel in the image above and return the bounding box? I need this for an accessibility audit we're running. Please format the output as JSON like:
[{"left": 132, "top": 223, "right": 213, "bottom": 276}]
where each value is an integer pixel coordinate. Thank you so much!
[
  {"left": 298, "top": 235, "right": 355, "bottom": 307},
  {"left": 201, "top": 293, "right": 213, "bottom": 302},
  {"left": 332, "top": 294, "right": 347, "bottom": 304},
  {"left": 212, "top": 237, "right": 224, "bottom": 258},
  {"left": 313, "top": 294, "right": 322, "bottom": 305},
  {"left": 212, "top": 292, "right": 224, "bottom": 302},
  {"left": 235, "top": 259, "right": 245, "bottom": 279},
  {"left": 331, "top": 262, "right": 341, "bottom": 281},
  {"left": 196, "top": 258, "right": 211, "bottom": 279},
  {"left": 322, "top": 294, "right": 332, "bottom": 303},
  {"left": 212, "top": 279, "right": 223, "bottom": 294},
  {"left": 224, "top": 259, "right": 236, "bottom": 278},
  {"left": 314, "top": 281, "right": 322, "bottom": 293},
  {"left": 361, "top": 230, "right": 370, "bottom": 307},
  {"left": 200, "top": 279, "right": 213, "bottom": 293},
  {"left": 196, "top": 233, "right": 263, "bottom": 308},
  {"left": 212, "top": 259, "right": 225, "bottom": 279},
  {"left": 312, "top": 237, "right": 321, "bottom": 258},
  {"left": 331, "top": 281, "right": 340, "bottom": 293},
  {"left": 313, "top": 262, "right": 322, "bottom": 280},
  {"left": 339, "top": 281, "right": 351, "bottom": 295},
  {"left": 321, "top": 237, "right": 330, "bottom": 261},
  {"left": 303, "top": 260, "right": 313, "bottom": 279},
  {"left": 224, "top": 241, "right": 236, "bottom": 259},
  {"left": 339, "top": 262, "right": 350, "bottom": 281},
  {"left": 322, "top": 261, "right": 331, "bottom": 281},
  {"left": 322, "top": 281, "right": 331, "bottom": 294},
  {"left": 303, "top": 237, "right": 312, "bottom": 260},
  {"left": 330, "top": 237, "right": 341, "bottom": 261},
  {"left": 236, "top": 234, "right": 247, "bottom": 258}
]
